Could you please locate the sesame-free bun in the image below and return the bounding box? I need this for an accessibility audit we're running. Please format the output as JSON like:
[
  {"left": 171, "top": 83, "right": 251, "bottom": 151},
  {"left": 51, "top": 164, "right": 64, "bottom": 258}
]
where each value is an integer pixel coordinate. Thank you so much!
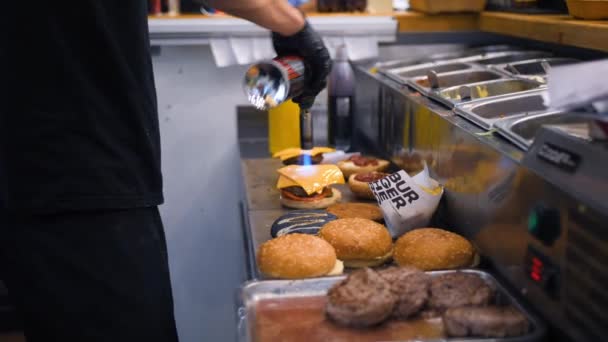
[
  {"left": 337, "top": 158, "right": 389, "bottom": 179},
  {"left": 257, "top": 233, "right": 343, "bottom": 279},
  {"left": 319, "top": 218, "right": 393, "bottom": 268},
  {"left": 327, "top": 203, "right": 384, "bottom": 222},
  {"left": 394, "top": 228, "right": 475, "bottom": 271},
  {"left": 348, "top": 172, "right": 390, "bottom": 200},
  {"left": 280, "top": 188, "right": 342, "bottom": 210}
]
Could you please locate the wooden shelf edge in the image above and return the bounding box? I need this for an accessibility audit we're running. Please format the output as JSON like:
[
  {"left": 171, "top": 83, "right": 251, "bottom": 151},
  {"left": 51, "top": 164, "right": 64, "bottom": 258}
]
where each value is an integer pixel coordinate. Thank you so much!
[
  {"left": 395, "top": 12, "right": 479, "bottom": 32},
  {"left": 148, "top": 11, "right": 608, "bottom": 52},
  {"left": 480, "top": 12, "right": 608, "bottom": 52}
]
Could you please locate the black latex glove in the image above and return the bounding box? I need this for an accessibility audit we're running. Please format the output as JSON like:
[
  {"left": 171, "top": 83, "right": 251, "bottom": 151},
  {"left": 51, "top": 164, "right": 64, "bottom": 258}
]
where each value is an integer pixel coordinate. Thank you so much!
[{"left": 272, "top": 22, "right": 332, "bottom": 110}]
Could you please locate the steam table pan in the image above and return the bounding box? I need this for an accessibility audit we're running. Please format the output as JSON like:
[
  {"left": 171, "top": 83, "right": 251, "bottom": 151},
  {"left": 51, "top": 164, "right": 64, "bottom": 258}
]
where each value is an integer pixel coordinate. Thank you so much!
[
  {"left": 475, "top": 51, "right": 553, "bottom": 66},
  {"left": 376, "top": 45, "right": 522, "bottom": 71},
  {"left": 408, "top": 69, "right": 505, "bottom": 97},
  {"left": 432, "top": 78, "right": 546, "bottom": 108},
  {"left": 237, "top": 269, "right": 546, "bottom": 342},
  {"left": 453, "top": 90, "right": 551, "bottom": 130},
  {"left": 495, "top": 112, "right": 597, "bottom": 150},
  {"left": 495, "top": 58, "right": 579, "bottom": 78},
  {"left": 382, "top": 61, "right": 478, "bottom": 86}
]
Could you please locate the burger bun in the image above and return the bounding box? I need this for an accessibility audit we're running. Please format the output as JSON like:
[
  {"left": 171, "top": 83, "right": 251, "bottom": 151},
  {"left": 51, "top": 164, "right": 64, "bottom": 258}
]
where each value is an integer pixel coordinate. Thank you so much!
[
  {"left": 394, "top": 228, "right": 475, "bottom": 271},
  {"left": 257, "top": 233, "right": 344, "bottom": 279},
  {"left": 319, "top": 218, "right": 393, "bottom": 268}
]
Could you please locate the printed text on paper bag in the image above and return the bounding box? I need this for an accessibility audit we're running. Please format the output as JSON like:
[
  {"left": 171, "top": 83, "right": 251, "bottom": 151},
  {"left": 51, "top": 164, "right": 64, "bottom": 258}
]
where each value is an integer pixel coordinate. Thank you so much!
[{"left": 369, "top": 172, "right": 420, "bottom": 209}]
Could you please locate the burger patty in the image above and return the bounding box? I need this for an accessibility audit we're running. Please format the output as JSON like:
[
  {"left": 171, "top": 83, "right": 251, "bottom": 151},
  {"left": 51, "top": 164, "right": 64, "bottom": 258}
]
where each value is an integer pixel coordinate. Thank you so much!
[
  {"left": 378, "top": 267, "right": 430, "bottom": 319},
  {"left": 443, "top": 306, "right": 529, "bottom": 338},
  {"left": 326, "top": 268, "right": 396, "bottom": 328},
  {"left": 428, "top": 272, "right": 494, "bottom": 311},
  {"left": 282, "top": 186, "right": 333, "bottom": 199}
]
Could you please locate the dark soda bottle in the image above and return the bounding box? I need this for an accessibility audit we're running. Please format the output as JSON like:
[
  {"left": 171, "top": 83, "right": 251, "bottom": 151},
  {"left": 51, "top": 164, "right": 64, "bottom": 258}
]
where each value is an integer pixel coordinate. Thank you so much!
[{"left": 327, "top": 46, "right": 355, "bottom": 151}]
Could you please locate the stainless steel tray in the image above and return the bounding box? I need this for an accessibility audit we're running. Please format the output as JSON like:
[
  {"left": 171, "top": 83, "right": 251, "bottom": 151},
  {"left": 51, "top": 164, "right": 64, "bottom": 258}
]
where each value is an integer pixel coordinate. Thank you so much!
[
  {"left": 495, "top": 112, "right": 596, "bottom": 150},
  {"left": 454, "top": 90, "right": 550, "bottom": 130},
  {"left": 431, "top": 79, "right": 545, "bottom": 108},
  {"left": 408, "top": 69, "right": 505, "bottom": 96},
  {"left": 376, "top": 45, "right": 522, "bottom": 72},
  {"left": 382, "top": 62, "right": 478, "bottom": 85},
  {"left": 238, "top": 269, "right": 546, "bottom": 342},
  {"left": 495, "top": 58, "right": 579, "bottom": 79},
  {"left": 475, "top": 51, "right": 553, "bottom": 66}
]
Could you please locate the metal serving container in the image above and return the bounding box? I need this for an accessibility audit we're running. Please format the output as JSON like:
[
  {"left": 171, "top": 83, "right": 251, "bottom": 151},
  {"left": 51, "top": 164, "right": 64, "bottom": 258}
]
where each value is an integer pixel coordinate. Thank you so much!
[
  {"left": 454, "top": 91, "right": 550, "bottom": 130},
  {"left": 409, "top": 69, "right": 504, "bottom": 96},
  {"left": 238, "top": 269, "right": 546, "bottom": 342},
  {"left": 496, "top": 58, "right": 580, "bottom": 80},
  {"left": 382, "top": 62, "right": 477, "bottom": 85},
  {"left": 475, "top": 51, "right": 553, "bottom": 66},
  {"left": 376, "top": 45, "right": 524, "bottom": 71},
  {"left": 495, "top": 112, "right": 597, "bottom": 150},
  {"left": 433, "top": 79, "right": 546, "bottom": 108}
]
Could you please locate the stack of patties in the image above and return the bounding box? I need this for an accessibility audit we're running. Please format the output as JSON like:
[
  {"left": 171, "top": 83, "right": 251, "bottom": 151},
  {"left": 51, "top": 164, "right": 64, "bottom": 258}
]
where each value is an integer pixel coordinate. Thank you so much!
[
  {"left": 319, "top": 218, "right": 393, "bottom": 268},
  {"left": 276, "top": 164, "right": 344, "bottom": 209},
  {"left": 325, "top": 268, "right": 530, "bottom": 338}
]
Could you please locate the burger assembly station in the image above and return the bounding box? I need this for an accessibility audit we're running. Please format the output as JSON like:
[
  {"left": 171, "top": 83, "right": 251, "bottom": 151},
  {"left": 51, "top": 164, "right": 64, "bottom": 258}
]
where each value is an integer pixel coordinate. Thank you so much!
[{"left": 234, "top": 7, "right": 608, "bottom": 342}]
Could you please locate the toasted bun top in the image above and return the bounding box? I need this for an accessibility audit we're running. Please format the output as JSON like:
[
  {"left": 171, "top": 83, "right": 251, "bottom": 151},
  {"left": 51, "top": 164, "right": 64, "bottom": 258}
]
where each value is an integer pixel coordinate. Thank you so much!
[
  {"left": 327, "top": 203, "right": 384, "bottom": 222},
  {"left": 257, "top": 234, "right": 337, "bottom": 279},
  {"left": 277, "top": 164, "right": 345, "bottom": 195},
  {"left": 394, "top": 228, "right": 474, "bottom": 271},
  {"left": 319, "top": 218, "right": 393, "bottom": 261}
]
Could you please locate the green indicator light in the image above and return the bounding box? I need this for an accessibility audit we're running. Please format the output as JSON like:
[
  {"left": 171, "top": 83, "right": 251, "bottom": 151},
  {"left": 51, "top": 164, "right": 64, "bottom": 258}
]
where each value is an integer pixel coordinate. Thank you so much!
[{"left": 528, "top": 212, "right": 539, "bottom": 233}]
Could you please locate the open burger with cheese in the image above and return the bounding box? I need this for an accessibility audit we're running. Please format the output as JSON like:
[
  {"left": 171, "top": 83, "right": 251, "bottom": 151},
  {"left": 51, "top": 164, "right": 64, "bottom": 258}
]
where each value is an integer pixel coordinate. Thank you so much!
[
  {"left": 273, "top": 147, "right": 335, "bottom": 165},
  {"left": 337, "top": 155, "right": 389, "bottom": 179},
  {"left": 277, "top": 164, "right": 344, "bottom": 209},
  {"left": 348, "top": 171, "right": 390, "bottom": 200}
]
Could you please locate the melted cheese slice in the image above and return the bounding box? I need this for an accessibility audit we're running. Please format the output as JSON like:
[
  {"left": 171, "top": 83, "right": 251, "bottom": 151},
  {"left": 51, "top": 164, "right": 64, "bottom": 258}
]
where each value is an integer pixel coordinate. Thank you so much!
[
  {"left": 272, "top": 147, "right": 335, "bottom": 161},
  {"left": 276, "top": 164, "right": 345, "bottom": 195}
]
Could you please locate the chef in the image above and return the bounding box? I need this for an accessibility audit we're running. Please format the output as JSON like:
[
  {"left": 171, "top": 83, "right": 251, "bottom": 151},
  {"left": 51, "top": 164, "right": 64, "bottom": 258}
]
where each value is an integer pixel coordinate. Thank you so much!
[{"left": 0, "top": 0, "right": 330, "bottom": 341}]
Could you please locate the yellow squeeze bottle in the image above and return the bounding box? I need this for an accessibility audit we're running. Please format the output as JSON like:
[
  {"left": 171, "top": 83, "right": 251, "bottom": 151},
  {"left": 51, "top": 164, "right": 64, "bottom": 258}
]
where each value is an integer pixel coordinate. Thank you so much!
[{"left": 268, "top": 100, "right": 300, "bottom": 155}]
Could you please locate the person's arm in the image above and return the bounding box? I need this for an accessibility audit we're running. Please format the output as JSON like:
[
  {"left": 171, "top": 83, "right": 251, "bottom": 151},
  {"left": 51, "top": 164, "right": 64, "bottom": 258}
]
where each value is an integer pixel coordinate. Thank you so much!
[
  {"left": 208, "top": 0, "right": 305, "bottom": 36},
  {"left": 208, "top": 0, "right": 331, "bottom": 110}
]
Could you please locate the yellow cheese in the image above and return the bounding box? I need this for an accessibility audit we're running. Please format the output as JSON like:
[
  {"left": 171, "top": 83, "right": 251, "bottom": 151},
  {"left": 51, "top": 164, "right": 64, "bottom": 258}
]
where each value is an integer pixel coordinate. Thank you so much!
[
  {"left": 272, "top": 147, "right": 335, "bottom": 161},
  {"left": 276, "top": 175, "right": 300, "bottom": 189},
  {"left": 276, "top": 164, "right": 345, "bottom": 195}
]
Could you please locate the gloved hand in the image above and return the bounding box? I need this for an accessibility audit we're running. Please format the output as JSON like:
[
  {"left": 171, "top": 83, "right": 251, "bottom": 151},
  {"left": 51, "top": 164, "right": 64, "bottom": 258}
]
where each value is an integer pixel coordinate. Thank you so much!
[{"left": 272, "top": 22, "right": 332, "bottom": 110}]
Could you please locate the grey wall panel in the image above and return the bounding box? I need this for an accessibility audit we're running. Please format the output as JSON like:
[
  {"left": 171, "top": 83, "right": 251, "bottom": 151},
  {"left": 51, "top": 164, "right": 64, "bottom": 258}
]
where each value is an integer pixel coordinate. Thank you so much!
[{"left": 152, "top": 45, "right": 247, "bottom": 342}]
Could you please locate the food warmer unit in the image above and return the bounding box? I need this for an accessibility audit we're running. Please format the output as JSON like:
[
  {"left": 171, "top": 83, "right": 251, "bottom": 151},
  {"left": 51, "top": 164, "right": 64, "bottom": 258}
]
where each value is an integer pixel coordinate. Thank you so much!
[{"left": 352, "top": 46, "right": 608, "bottom": 342}]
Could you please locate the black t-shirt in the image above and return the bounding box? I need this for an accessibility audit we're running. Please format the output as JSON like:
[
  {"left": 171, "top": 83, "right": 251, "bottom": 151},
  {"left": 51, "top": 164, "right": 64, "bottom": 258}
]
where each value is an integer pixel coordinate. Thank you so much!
[{"left": 1, "top": 1, "right": 163, "bottom": 213}]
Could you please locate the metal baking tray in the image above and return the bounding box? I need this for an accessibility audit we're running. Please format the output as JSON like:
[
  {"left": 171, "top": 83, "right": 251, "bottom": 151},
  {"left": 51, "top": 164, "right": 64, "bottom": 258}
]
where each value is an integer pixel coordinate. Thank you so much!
[
  {"left": 495, "top": 58, "right": 579, "bottom": 79},
  {"left": 238, "top": 269, "right": 546, "bottom": 342},
  {"left": 409, "top": 69, "right": 505, "bottom": 96},
  {"left": 475, "top": 51, "right": 553, "bottom": 66},
  {"left": 432, "top": 79, "right": 546, "bottom": 108},
  {"left": 495, "top": 112, "right": 596, "bottom": 150},
  {"left": 382, "top": 62, "right": 477, "bottom": 85},
  {"left": 454, "top": 90, "right": 550, "bottom": 130}
]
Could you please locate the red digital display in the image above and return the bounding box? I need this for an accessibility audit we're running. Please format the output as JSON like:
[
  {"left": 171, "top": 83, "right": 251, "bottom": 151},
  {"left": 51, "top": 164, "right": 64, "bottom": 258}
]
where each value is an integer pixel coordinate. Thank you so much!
[{"left": 530, "top": 257, "right": 544, "bottom": 282}]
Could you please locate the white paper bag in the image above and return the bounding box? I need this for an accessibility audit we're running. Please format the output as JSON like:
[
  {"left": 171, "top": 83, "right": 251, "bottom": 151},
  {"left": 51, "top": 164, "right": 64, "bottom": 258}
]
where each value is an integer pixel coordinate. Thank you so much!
[{"left": 369, "top": 166, "right": 443, "bottom": 238}]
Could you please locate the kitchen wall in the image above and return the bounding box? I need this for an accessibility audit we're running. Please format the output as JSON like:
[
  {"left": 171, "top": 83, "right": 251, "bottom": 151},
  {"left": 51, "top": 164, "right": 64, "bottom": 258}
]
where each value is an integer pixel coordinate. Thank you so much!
[
  {"left": 151, "top": 43, "right": 462, "bottom": 342},
  {"left": 153, "top": 45, "right": 249, "bottom": 342}
]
